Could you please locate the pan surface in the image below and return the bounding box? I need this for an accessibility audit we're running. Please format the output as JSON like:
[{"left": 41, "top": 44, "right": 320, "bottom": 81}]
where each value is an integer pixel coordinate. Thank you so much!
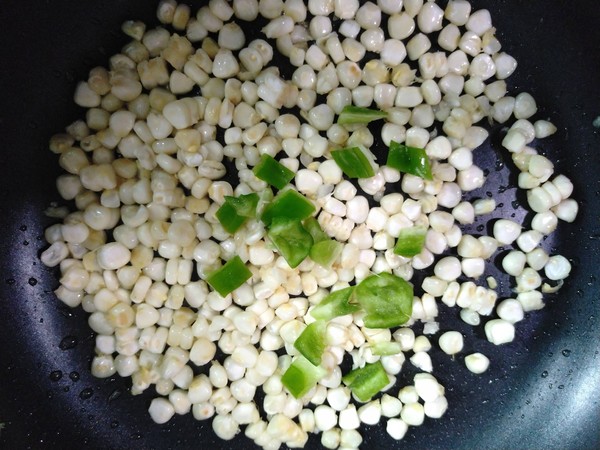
[{"left": 0, "top": 1, "right": 599, "bottom": 448}]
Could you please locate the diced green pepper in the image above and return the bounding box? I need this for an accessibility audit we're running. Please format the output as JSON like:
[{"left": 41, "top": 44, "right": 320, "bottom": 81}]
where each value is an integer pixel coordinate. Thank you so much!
[
  {"left": 310, "top": 286, "right": 360, "bottom": 321},
  {"left": 206, "top": 256, "right": 252, "bottom": 297},
  {"left": 371, "top": 341, "right": 403, "bottom": 356},
  {"left": 260, "top": 189, "right": 316, "bottom": 226},
  {"left": 294, "top": 320, "right": 327, "bottom": 366},
  {"left": 215, "top": 193, "right": 259, "bottom": 233},
  {"left": 386, "top": 141, "right": 433, "bottom": 180},
  {"left": 331, "top": 146, "right": 376, "bottom": 179},
  {"left": 303, "top": 217, "right": 329, "bottom": 243},
  {"left": 281, "top": 356, "right": 327, "bottom": 398},
  {"left": 337, "top": 105, "right": 388, "bottom": 125},
  {"left": 252, "top": 154, "right": 295, "bottom": 190},
  {"left": 310, "top": 239, "right": 343, "bottom": 268},
  {"left": 267, "top": 217, "right": 313, "bottom": 269},
  {"left": 394, "top": 226, "right": 427, "bottom": 257},
  {"left": 342, "top": 361, "right": 389, "bottom": 402},
  {"left": 354, "top": 273, "right": 413, "bottom": 328},
  {"left": 303, "top": 217, "right": 342, "bottom": 267}
]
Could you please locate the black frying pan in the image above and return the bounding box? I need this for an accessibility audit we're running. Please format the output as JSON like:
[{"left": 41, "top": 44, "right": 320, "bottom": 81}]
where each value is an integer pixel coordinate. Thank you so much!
[{"left": 1, "top": 1, "right": 599, "bottom": 448}]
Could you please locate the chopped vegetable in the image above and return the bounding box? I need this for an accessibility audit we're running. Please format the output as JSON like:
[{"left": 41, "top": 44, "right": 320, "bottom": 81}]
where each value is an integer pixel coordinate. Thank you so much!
[
  {"left": 394, "top": 226, "right": 427, "bottom": 257},
  {"left": 267, "top": 217, "right": 313, "bottom": 269},
  {"left": 337, "top": 105, "right": 388, "bottom": 125},
  {"left": 260, "top": 189, "right": 316, "bottom": 226},
  {"left": 342, "top": 361, "right": 389, "bottom": 402},
  {"left": 354, "top": 273, "right": 413, "bottom": 328},
  {"left": 311, "top": 287, "right": 360, "bottom": 321},
  {"left": 310, "top": 240, "right": 343, "bottom": 268},
  {"left": 331, "top": 146, "right": 376, "bottom": 179},
  {"left": 252, "top": 154, "right": 295, "bottom": 189},
  {"left": 281, "top": 356, "right": 327, "bottom": 398},
  {"left": 371, "top": 341, "right": 403, "bottom": 356},
  {"left": 386, "top": 141, "right": 433, "bottom": 180},
  {"left": 303, "top": 217, "right": 342, "bottom": 267},
  {"left": 215, "top": 193, "right": 259, "bottom": 233},
  {"left": 303, "top": 217, "right": 329, "bottom": 243},
  {"left": 294, "top": 320, "right": 327, "bottom": 366},
  {"left": 206, "top": 256, "right": 252, "bottom": 297}
]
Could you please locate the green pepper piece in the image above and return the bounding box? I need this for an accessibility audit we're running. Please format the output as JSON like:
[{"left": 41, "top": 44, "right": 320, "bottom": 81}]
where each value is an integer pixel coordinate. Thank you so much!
[
  {"left": 252, "top": 154, "right": 295, "bottom": 190},
  {"left": 386, "top": 141, "right": 433, "bottom": 180},
  {"left": 394, "top": 226, "right": 427, "bottom": 257},
  {"left": 294, "top": 320, "right": 327, "bottom": 366},
  {"left": 310, "top": 239, "right": 343, "bottom": 268},
  {"left": 267, "top": 217, "right": 313, "bottom": 269},
  {"left": 337, "top": 105, "right": 388, "bottom": 125},
  {"left": 354, "top": 273, "right": 413, "bottom": 328},
  {"left": 303, "top": 217, "right": 329, "bottom": 243},
  {"left": 342, "top": 361, "right": 389, "bottom": 402},
  {"left": 371, "top": 341, "right": 403, "bottom": 356},
  {"left": 331, "top": 146, "right": 376, "bottom": 179},
  {"left": 311, "top": 286, "right": 360, "bottom": 321},
  {"left": 281, "top": 356, "right": 327, "bottom": 398},
  {"left": 206, "top": 256, "right": 252, "bottom": 297},
  {"left": 261, "top": 189, "right": 316, "bottom": 226},
  {"left": 215, "top": 193, "right": 259, "bottom": 233}
]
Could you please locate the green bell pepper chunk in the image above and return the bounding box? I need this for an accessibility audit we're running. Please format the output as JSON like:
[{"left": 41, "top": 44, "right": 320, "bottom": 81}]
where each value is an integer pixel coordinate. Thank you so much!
[
  {"left": 310, "top": 286, "right": 360, "bottom": 321},
  {"left": 337, "top": 105, "right": 388, "bottom": 125},
  {"left": 371, "top": 341, "right": 403, "bottom": 356},
  {"left": 267, "top": 217, "right": 313, "bottom": 269},
  {"left": 331, "top": 146, "right": 376, "bottom": 179},
  {"left": 303, "top": 217, "right": 329, "bottom": 243},
  {"left": 281, "top": 356, "right": 327, "bottom": 398},
  {"left": 215, "top": 193, "right": 259, "bottom": 233},
  {"left": 252, "top": 154, "right": 295, "bottom": 190},
  {"left": 261, "top": 189, "right": 316, "bottom": 226},
  {"left": 310, "top": 240, "right": 343, "bottom": 268},
  {"left": 354, "top": 273, "right": 413, "bottom": 328},
  {"left": 394, "top": 226, "right": 427, "bottom": 257},
  {"left": 294, "top": 320, "right": 327, "bottom": 366},
  {"left": 342, "top": 361, "right": 389, "bottom": 402},
  {"left": 386, "top": 141, "right": 433, "bottom": 180},
  {"left": 206, "top": 256, "right": 252, "bottom": 297}
]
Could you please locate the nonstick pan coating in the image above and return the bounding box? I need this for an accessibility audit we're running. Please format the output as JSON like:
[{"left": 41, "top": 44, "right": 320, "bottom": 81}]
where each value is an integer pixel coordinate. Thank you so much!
[{"left": 1, "top": 1, "right": 599, "bottom": 448}]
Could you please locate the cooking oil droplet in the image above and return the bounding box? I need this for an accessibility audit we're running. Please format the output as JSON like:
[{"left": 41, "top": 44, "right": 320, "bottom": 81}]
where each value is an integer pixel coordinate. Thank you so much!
[
  {"left": 110, "top": 421, "right": 119, "bottom": 429},
  {"left": 6, "top": 278, "right": 15, "bottom": 285},
  {"left": 79, "top": 388, "right": 93, "bottom": 400},
  {"left": 541, "top": 371, "right": 548, "bottom": 378},
  {"left": 558, "top": 385, "right": 565, "bottom": 390},
  {"left": 108, "top": 389, "right": 122, "bottom": 402},
  {"left": 47, "top": 390, "right": 54, "bottom": 399},
  {"left": 562, "top": 349, "right": 571, "bottom": 357},
  {"left": 70, "top": 371, "right": 80, "bottom": 382},
  {"left": 49, "top": 370, "right": 63, "bottom": 381},
  {"left": 28, "top": 278, "right": 38, "bottom": 286},
  {"left": 19, "top": 225, "right": 27, "bottom": 231},
  {"left": 59, "top": 335, "right": 78, "bottom": 350}
]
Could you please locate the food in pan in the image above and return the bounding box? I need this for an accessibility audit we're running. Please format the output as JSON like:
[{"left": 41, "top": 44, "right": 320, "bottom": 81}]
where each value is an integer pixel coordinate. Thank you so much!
[{"left": 42, "top": 0, "right": 577, "bottom": 447}]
